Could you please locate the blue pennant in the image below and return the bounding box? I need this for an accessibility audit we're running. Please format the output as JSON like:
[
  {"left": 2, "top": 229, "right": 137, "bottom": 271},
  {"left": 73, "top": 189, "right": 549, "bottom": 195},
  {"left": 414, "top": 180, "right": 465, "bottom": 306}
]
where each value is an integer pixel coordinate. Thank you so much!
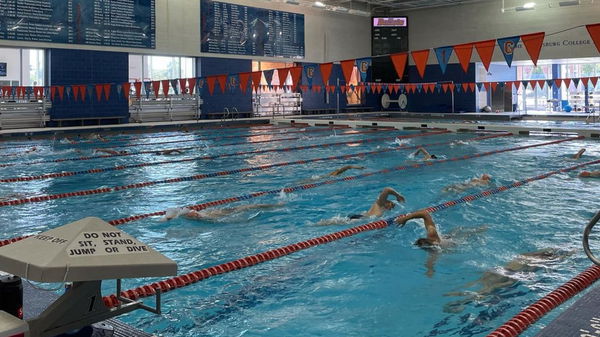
[
  {"left": 521, "top": 81, "right": 529, "bottom": 89},
  {"left": 263, "top": 70, "right": 275, "bottom": 88},
  {"left": 434, "top": 46, "right": 453, "bottom": 75},
  {"left": 497, "top": 36, "right": 520, "bottom": 68},
  {"left": 573, "top": 78, "right": 580, "bottom": 88},
  {"left": 228, "top": 74, "right": 239, "bottom": 92},
  {"left": 476, "top": 83, "right": 484, "bottom": 91},
  {"left": 455, "top": 84, "right": 462, "bottom": 93},
  {"left": 170, "top": 79, "right": 179, "bottom": 95},
  {"left": 356, "top": 58, "right": 372, "bottom": 82},
  {"left": 416, "top": 84, "right": 423, "bottom": 93},
  {"left": 144, "top": 81, "right": 152, "bottom": 98}
]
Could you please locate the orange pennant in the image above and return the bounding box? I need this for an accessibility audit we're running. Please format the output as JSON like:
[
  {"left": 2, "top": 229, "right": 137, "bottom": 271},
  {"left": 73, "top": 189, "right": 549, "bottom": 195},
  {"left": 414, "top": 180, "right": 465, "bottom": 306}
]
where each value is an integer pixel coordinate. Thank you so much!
[
  {"left": 103, "top": 84, "right": 111, "bottom": 100},
  {"left": 188, "top": 78, "right": 196, "bottom": 94},
  {"left": 73, "top": 85, "right": 80, "bottom": 101},
  {"left": 462, "top": 83, "right": 469, "bottom": 92},
  {"left": 554, "top": 79, "right": 562, "bottom": 89},
  {"left": 179, "top": 78, "right": 187, "bottom": 94},
  {"left": 134, "top": 82, "right": 142, "bottom": 99},
  {"left": 320, "top": 63, "right": 333, "bottom": 85},
  {"left": 468, "top": 83, "right": 475, "bottom": 92},
  {"left": 490, "top": 82, "right": 498, "bottom": 92},
  {"left": 586, "top": 24, "right": 600, "bottom": 54},
  {"left": 474, "top": 40, "right": 496, "bottom": 72},
  {"left": 95, "top": 84, "right": 103, "bottom": 101},
  {"left": 152, "top": 81, "right": 161, "bottom": 98},
  {"left": 277, "top": 68, "right": 290, "bottom": 85},
  {"left": 390, "top": 53, "right": 408, "bottom": 80},
  {"left": 239, "top": 72, "right": 251, "bottom": 93},
  {"left": 563, "top": 78, "right": 572, "bottom": 89},
  {"left": 411, "top": 50, "right": 430, "bottom": 79},
  {"left": 454, "top": 43, "right": 473, "bottom": 73},
  {"left": 80, "top": 85, "right": 87, "bottom": 102},
  {"left": 591, "top": 77, "right": 598, "bottom": 87},
  {"left": 340, "top": 60, "right": 356, "bottom": 84},
  {"left": 250, "top": 72, "right": 262, "bottom": 91},
  {"left": 441, "top": 83, "right": 449, "bottom": 93},
  {"left": 289, "top": 67, "right": 302, "bottom": 90},
  {"left": 206, "top": 76, "right": 217, "bottom": 96},
  {"left": 216, "top": 75, "right": 227, "bottom": 93},
  {"left": 513, "top": 81, "right": 521, "bottom": 91},
  {"left": 505, "top": 82, "right": 513, "bottom": 91},
  {"left": 448, "top": 83, "right": 455, "bottom": 92},
  {"left": 521, "top": 32, "right": 545, "bottom": 66},
  {"left": 122, "top": 83, "right": 130, "bottom": 100}
]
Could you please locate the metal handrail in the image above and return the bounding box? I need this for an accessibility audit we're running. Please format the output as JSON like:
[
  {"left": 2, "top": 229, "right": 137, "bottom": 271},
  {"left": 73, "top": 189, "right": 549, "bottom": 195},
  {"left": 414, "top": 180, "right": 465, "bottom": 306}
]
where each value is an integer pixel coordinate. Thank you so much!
[{"left": 583, "top": 211, "right": 600, "bottom": 265}]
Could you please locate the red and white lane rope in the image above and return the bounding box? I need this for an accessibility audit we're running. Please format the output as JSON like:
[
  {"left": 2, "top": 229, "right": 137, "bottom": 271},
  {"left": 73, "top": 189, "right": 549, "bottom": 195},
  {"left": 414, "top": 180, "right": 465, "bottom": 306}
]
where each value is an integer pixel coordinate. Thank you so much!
[
  {"left": 0, "top": 134, "right": 579, "bottom": 246},
  {"left": 487, "top": 265, "right": 600, "bottom": 337},
  {"left": 0, "top": 128, "right": 393, "bottom": 168},
  {"left": 100, "top": 158, "right": 600, "bottom": 309}
]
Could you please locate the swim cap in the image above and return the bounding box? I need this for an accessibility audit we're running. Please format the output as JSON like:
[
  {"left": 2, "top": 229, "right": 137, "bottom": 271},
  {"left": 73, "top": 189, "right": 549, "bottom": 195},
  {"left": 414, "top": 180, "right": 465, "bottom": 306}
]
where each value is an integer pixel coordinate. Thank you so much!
[{"left": 580, "top": 171, "right": 591, "bottom": 177}]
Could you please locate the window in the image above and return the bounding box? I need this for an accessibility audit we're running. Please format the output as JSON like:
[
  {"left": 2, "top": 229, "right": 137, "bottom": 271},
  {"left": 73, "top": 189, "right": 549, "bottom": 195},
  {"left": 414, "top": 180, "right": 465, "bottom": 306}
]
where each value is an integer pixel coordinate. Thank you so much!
[
  {"left": 129, "top": 55, "right": 196, "bottom": 82},
  {"left": 0, "top": 47, "right": 45, "bottom": 87}
]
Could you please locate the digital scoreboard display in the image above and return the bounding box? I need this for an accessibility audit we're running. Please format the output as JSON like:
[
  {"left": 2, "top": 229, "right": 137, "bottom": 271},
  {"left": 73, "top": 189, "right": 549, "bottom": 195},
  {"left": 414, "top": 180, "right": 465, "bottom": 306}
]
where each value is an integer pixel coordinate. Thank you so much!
[
  {"left": 372, "top": 16, "right": 408, "bottom": 56},
  {"left": 0, "top": 63, "right": 6, "bottom": 77},
  {"left": 0, "top": 0, "right": 156, "bottom": 49}
]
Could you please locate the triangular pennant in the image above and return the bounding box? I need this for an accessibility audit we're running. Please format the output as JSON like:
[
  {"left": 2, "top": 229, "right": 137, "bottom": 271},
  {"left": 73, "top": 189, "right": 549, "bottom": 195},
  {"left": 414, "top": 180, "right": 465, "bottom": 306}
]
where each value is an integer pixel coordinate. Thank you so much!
[
  {"left": 143, "top": 81, "right": 152, "bottom": 99},
  {"left": 563, "top": 78, "right": 572, "bottom": 89},
  {"left": 250, "top": 72, "right": 262, "bottom": 91},
  {"left": 573, "top": 78, "right": 581, "bottom": 89},
  {"left": 95, "top": 84, "right": 103, "bottom": 102},
  {"left": 320, "top": 63, "right": 333, "bottom": 85},
  {"left": 170, "top": 79, "right": 179, "bottom": 95},
  {"left": 449, "top": 83, "right": 455, "bottom": 92},
  {"left": 582, "top": 77, "right": 590, "bottom": 87},
  {"left": 277, "top": 68, "right": 290, "bottom": 86},
  {"left": 116, "top": 84, "right": 123, "bottom": 99},
  {"left": 289, "top": 67, "right": 302, "bottom": 90},
  {"left": 454, "top": 43, "right": 473, "bottom": 73},
  {"left": 303, "top": 64, "right": 317, "bottom": 88},
  {"left": 490, "top": 82, "right": 498, "bottom": 92},
  {"left": 496, "top": 36, "right": 520, "bottom": 68},
  {"left": 239, "top": 72, "right": 251, "bottom": 93},
  {"left": 206, "top": 76, "right": 217, "bottom": 95},
  {"left": 103, "top": 84, "right": 111, "bottom": 101},
  {"left": 179, "top": 78, "right": 187, "bottom": 94},
  {"left": 58, "top": 86, "right": 65, "bottom": 100},
  {"left": 340, "top": 85, "right": 347, "bottom": 93},
  {"left": 73, "top": 85, "right": 80, "bottom": 102},
  {"left": 390, "top": 53, "right": 408, "bottom": 80},
  {"left": 216, "top": 75, "right": 227, "bottom": 94},
  {"left": 513, "top": 81, "right": 521, "bottom": 91},
  {"left": 80, "top": 85, "right": 88, "bottom": 102},
  {"left": 50, "top": 86, "right": 57, "bottom": 100},
  {"left": 161, "top": 80, "right": 170, "bottom": 97},
  {"left": 340, "top": 59, "right": 356, "bottom": 84},
  {"left": 536, "top": 80, "right": 545, "bottom": 90},
  {"left": 411, "top": 49, "right": 430, "bottom": 78},
  {"left": 481, "top": 82, "right": 489, "bottom": 91},
  {"left": 263, "top": 70, "right": 275, "bottom": 88},
  {"left": 416, "top": 84, "right": 423, "bottom": 93},
  {"left": 591, "top": 77, "right": 598, "bottom": 88},
  {"left": 554, "top": 79, "right": 563, "bottom": 89},
  {"left": 462, "top": 83, "right": 469, "bottom": 92},
  {"left": 227, "top": 74, "right": 239, "bottom": 92},
  {"left": 522, "top": 80, "right": 529, "bottom": 89},
  {"left": 505, "top": 81, "right": 513, "bottom": 91},
  {"left": 521, "top": 32, "right": 545, "bottom": 66},
  {"left": 356, "top": 58, "right": 372, "bottom": 82},
  {"left": 474, "top": 40, "right": 496, "bottom": 72},
  {"left": 188, "top": 78, "right": 197, "bottom": 95},
  {"left": 547, "top": 80, "right": 554, "bottom": 88},
  {"left": 468, "top": 83, "right": 475, "bottom": 92},
  {"left": 65, "top": 86, "right": 71, "bottom": 99},
  {"left": 586, "top": 24, "right": 600, "bottom": 54},
  {"left": 134, "top": 82, "right": 142, "bottom": 99},
  {"left": 434, "top": 46, "right": 453, "bottom": 74},
  {"left": 152, "top": 81, "right": 161, "bottom": 98}
]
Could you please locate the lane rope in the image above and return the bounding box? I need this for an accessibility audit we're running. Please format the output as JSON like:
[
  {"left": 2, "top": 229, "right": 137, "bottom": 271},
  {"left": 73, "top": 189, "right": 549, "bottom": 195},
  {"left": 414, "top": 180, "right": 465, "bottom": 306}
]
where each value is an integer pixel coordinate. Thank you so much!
[
  {"left": 99, "top": 158, "right": 600, "bottom": 309},
  {"left": 0, "top": 133, "right": 578, "bottom": 245},
  {"left": 0, "top": 131, "right": 444, "bottom": 183},
  {"left": 486, "top": 265, "right": 600, "bottom": 337},
  {"left": 0, "top": 128, "right": 392, "bottom": 168}
]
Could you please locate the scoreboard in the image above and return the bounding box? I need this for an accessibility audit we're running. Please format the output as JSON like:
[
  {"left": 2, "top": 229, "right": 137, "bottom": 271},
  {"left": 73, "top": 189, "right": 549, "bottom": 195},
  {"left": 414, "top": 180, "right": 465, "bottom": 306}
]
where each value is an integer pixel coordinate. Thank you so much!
[{"left": 371, "top": 17, "right": 408, "bottom": 56}]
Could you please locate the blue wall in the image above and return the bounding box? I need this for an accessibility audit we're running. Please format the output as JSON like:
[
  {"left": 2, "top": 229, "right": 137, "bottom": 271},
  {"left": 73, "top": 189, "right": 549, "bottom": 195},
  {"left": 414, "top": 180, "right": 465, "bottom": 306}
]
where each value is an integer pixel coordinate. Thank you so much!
[
  {"left": 198, "top": 57, "right": 252, "bottom": 115},
  {"left": 299, "top": 63, "right": 347, "bottom": 112},
  {"left": 49, "top": 49, "right": 129, "bottom": 125}
]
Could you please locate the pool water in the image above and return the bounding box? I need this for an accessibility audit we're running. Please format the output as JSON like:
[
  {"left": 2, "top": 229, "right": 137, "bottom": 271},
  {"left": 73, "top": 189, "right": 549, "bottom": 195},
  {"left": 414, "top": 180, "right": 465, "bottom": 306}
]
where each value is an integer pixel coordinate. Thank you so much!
[{"left": 0, "top": 124, "right": 599, "bottom": 337}]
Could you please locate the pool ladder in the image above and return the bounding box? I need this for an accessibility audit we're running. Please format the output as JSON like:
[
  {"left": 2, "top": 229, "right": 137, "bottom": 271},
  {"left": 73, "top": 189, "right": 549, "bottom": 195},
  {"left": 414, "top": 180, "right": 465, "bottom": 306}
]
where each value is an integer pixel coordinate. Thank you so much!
[
  {"left": 221, "top": 107, "right": 239, "bottom": 122},
  {"left": 583, "top": 211, "right": 600, "bottom": 265}
]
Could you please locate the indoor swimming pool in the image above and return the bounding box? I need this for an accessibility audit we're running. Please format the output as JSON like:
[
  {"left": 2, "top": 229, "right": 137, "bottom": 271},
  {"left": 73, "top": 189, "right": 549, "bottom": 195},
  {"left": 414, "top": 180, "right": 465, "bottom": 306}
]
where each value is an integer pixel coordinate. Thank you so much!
[{"left": 0, "top": 124, "right": 599, "bottom": 337}]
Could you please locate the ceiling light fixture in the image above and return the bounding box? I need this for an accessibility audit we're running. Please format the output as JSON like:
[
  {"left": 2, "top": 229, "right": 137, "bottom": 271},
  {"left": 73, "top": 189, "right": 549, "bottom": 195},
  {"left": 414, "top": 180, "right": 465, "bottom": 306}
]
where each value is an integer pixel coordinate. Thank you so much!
[
  {"left": 313, "top": 1, "right": 326, "bottom": 7},
  {"left": 523, "top": 2, "right": 536, "bottom": 8}
]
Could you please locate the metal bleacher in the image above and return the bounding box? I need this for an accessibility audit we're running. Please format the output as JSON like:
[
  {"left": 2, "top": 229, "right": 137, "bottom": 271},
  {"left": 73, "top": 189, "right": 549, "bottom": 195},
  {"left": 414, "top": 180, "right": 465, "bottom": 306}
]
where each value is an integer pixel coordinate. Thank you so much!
[
  {"left": 129, "top": 94, "right": 203, "bottom": 123},
  {"left": 0, "top": 99, "right": 51, "bottom": 130}
]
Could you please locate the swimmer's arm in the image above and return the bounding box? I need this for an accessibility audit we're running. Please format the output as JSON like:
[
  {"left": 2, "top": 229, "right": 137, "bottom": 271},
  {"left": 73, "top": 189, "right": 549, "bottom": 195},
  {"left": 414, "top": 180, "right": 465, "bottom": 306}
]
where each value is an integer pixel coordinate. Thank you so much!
[
  {"left": 414, "top": 147, "right": 429, "bottom": 157},
  {"left": 329, "top": 165, "right": 365, "bottom": 176},
  {"left": 376, "top": 187, "right": 405, "bottom": 205}
]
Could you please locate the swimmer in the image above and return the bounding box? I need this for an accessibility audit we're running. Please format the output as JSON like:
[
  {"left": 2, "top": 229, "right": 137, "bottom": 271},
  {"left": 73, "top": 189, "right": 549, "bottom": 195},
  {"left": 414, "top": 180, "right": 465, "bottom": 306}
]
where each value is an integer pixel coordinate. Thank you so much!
[
  {"left": 396, "top": 210, "right": 488, "bottom": 277},
  {"left": 163, "top": 203, "right": 285, "bottom": 222},
  {"left": 317, "top": 187, "right": 405, "bottom": 226},
  {"left": 443, "top": 248, "right": 574, "bottom": 313},
  {"left": 24, "top": 147, "right": 37, "bottom": 154},
  {"left": 579, "top": 170, "right": 600, "bottom": 178},
  {"left": 94, "top": 149, "right": 128, "bottom": 155},
  {"left": 61, "top": 137, "right": 77, "bottom": 144},
  {"left": 413, "top": 147, "right": 438, "bottom": 160},
  {"left": 572, "top": 148, "right": 586, "bottom": 160},
  {"left": 155, "top": 149, "right": 184, "bottom": 156},
  {"left": 87, "top": 133, "right": 106, "bottom": 141},
  {"left": 328, "top": 165, "right": 365, "bottom": 177},
  {"left": 442, "top": 174, "right": 492, "bottom": 193}
]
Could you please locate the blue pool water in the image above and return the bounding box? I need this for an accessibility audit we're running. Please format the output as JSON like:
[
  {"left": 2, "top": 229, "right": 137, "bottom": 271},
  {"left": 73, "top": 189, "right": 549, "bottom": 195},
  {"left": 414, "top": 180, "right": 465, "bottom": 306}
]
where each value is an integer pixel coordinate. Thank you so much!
[{"left": 0, "top": 124, "right": 599, "bottom": 337}]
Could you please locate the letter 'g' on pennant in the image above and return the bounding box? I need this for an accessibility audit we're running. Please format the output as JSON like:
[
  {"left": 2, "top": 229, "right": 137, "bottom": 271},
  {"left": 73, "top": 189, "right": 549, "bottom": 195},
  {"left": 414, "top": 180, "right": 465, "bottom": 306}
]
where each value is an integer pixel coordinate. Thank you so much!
[
  {"left": 497, "top": 36, "right": 520, "bottom": 68},
  {"left": 520, "top": 32, "right": 545, "bottom": 66},
  {"left": 434, "top": 46, "right": 453, "bottom": 74},
  {"left": 411, "top": 49, "right": 430, "bottom": 79}
]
